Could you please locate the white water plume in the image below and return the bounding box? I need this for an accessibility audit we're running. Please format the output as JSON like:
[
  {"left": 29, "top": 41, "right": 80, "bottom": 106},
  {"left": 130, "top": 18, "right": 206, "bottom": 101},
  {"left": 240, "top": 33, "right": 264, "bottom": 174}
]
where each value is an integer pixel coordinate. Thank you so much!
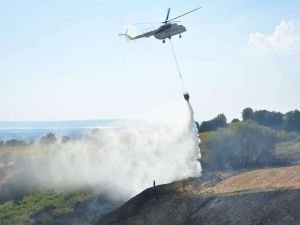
[{"left": 29, "top": 101, "right": 201, "bottom": 198}]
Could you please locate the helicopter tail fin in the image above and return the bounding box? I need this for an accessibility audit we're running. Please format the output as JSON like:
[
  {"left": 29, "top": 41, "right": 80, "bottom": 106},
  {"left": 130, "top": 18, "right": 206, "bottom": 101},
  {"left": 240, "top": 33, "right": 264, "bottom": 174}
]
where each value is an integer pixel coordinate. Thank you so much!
[{"left": 118, "top": 29, "right": 135, "bottom": 41}]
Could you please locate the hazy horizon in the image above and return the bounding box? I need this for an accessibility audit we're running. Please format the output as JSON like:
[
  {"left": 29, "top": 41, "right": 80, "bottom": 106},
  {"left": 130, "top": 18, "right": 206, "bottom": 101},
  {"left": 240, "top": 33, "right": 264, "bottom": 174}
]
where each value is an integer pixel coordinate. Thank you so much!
[{"left": 0, "top": 105, "right": 298, "bottom": 123}]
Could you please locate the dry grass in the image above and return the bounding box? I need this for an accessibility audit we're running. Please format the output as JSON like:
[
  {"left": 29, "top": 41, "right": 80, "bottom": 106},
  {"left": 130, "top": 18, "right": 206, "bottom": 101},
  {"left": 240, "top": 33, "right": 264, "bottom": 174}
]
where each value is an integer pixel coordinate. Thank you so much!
[{"left": 203, "top": 165, "right": 300, "bottom": 194}]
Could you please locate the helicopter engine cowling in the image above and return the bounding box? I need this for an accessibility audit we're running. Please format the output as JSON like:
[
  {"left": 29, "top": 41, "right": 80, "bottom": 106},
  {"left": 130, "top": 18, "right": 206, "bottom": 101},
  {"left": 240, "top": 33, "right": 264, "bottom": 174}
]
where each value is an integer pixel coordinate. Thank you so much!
[{"left": 154, "top": 24, "right": 187, "bottom": 40}]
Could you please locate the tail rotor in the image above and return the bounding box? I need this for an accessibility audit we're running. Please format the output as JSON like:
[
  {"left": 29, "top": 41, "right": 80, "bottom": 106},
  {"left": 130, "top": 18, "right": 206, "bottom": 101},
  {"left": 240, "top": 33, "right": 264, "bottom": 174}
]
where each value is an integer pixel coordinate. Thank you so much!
[
  {"left": 119, "top": 29, "right": 130, "bottom": 41},
  {"left": 119, "top": 28, "right": 136, "bottom": 41}
]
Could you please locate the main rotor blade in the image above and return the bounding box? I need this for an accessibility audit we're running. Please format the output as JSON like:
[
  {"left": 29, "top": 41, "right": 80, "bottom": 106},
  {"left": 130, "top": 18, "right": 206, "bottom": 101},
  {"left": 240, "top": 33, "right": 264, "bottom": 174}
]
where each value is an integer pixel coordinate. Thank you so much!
[
  {"left": 167, "top": 7, "right": 201, "bottom": 22},
  {"left": 133, "top": 22, "right": 161, "bottom": 25},
  {"left": 164, "top": 8, "right": 171, "bottom": 23}
]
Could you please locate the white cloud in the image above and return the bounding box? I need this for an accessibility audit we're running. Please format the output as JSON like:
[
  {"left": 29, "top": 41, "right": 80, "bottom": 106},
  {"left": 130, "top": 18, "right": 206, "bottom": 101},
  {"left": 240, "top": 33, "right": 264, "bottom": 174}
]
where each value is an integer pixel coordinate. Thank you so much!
[{"left": 249, "top": 20, "right": 300, "bottom": 53}]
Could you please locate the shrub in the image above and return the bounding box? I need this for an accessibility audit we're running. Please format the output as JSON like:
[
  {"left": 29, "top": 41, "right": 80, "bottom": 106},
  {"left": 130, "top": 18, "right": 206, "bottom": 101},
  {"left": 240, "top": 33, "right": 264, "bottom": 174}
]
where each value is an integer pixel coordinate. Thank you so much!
[
  {"left": 39, "top": 133, "right": 57, "bottom": 145},
  {"left": 200, "top": 122, "right": 279, "bottom": 171},
  {"left": 199, "top": 114, "right": 227, "bottom": 132}
]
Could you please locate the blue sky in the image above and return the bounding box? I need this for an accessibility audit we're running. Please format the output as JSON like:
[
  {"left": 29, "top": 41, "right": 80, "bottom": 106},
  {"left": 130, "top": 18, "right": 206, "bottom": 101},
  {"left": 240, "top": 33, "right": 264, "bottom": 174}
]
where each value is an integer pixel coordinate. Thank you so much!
[{"left": 1, "top": 0, "right": 300, "bottom": 121}]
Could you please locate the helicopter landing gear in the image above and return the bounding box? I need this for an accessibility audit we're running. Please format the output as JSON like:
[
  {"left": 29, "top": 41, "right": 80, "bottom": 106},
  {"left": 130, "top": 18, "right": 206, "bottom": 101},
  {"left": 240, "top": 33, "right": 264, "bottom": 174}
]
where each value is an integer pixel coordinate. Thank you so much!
[
  {"left": 168, "top": 36, "right": 171, "bottom": 40},
  {"left": 179, "top": 34, "right": 182, "bottom": 38},
  {"left": 162, "top": 39, "right": 166, "bottom": 43}
]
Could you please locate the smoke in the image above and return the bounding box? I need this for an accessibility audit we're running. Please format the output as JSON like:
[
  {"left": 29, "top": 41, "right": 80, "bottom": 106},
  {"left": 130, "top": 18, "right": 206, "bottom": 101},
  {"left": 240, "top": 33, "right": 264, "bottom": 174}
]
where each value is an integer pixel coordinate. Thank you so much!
[{"left": 26, "top": 101, "right": 201, "bottom": 199}]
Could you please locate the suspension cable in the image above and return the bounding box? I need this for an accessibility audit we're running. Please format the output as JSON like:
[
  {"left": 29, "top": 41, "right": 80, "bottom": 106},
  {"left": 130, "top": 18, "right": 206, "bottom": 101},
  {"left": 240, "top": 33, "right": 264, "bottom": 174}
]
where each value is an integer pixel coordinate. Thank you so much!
[{"left": 169, "top": 39, "right": 186, "bottom": 92}]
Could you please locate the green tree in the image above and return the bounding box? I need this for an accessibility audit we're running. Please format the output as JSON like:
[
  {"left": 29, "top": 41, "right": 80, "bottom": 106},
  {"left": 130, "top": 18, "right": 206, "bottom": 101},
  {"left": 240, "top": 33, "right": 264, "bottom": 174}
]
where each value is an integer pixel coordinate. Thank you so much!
[
  {"left": 39, "top": 133, "right": 57, "bottom": 145},
  {"left": 242, "top": 107, "right": 254, "bottom": 121},
  {"left": 285, "top": 110, "right": 300, "bottom": 132},
  {"left": 199, "top": 114, "right": 227, "bottom": 132},
  {"left": 253, "top": 110, "right": 283, "bottom": 129},
  {"left": 231, "top": 118, "right": 240, "bottom": 123},
  {"left": 215, "top": 114, "right": 227, "bottom": 126}
]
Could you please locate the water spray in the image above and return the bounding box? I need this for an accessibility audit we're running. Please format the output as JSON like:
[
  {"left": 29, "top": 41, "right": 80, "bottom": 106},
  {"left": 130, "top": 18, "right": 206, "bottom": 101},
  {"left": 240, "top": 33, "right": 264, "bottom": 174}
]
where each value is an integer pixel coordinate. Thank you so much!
[{"left": 169, "top": 38, "right": 201, "bottom": 175}]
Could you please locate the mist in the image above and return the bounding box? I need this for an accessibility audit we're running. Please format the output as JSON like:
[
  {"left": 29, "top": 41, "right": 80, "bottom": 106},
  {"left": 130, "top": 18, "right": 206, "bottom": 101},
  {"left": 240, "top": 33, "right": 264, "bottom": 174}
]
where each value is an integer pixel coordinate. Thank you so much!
[{"left": 25, "top": 101, "right": 201, "bottom": 199}]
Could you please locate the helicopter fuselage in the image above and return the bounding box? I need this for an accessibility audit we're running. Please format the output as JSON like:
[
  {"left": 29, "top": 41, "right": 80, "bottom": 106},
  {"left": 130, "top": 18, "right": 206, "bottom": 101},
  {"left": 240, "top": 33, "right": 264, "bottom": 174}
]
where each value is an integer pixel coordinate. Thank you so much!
[
  {"left": 120, "top": 7, "right": 200, "bottom": 42},
  {"left": 154, "top": 23, "right": 187, "bottom": 40}
]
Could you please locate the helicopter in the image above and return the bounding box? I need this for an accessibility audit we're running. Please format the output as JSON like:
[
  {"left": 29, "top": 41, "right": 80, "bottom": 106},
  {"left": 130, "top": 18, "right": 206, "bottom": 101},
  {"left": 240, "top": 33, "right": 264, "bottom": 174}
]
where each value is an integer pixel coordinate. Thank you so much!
[{"left": 119, "top": 7, "right": 201, "bottom": 43}]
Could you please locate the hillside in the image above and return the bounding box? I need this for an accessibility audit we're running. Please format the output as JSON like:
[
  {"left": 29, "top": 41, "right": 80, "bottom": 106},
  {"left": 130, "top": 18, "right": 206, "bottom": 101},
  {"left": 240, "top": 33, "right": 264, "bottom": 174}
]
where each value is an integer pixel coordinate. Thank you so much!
[
  {"left": 1, "top": 120, "right": 300, "bottom": 224},
  {"left": 203, "top": 166, "right": 300, "bottom": 194},
  {"left": 96, "top": 165, "right": 300, "bottom": 225}
]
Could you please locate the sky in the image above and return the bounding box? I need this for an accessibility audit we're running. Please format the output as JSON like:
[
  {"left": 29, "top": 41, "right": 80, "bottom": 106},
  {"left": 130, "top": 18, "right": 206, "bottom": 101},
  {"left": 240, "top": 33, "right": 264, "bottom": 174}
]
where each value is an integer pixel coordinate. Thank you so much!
[{"left": 0, "top": 0, "right": 300, "bottom": 121}]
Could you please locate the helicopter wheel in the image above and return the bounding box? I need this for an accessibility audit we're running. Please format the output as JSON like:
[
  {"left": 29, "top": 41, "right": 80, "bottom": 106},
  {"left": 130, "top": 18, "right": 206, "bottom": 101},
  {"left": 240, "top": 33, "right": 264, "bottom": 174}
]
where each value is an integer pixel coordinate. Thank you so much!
[
  {"left": 179, "top": 34, "right": 182, "bottom": 38},
  {"left": 168, "top": 36, "right": 171, "bottom": 40},
  {"left": 162, "top": 39, "right": 165, "bottom": 43}
]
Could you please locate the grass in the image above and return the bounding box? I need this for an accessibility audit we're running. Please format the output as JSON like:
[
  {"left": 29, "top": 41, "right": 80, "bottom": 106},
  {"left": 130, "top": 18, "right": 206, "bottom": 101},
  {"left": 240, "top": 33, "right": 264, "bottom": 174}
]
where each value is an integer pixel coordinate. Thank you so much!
[
  {"left": 0, "top": 190, "right": 93, "bottom": 225},
  {"left": 0, "top": 144, "right": 59, "bottom": 171},
  {"left": 204, "top": 165, "right": 300, "bottom": 194},
  {"left": 0, "top": 144, "right": 53, "bottom": 157},
  {"left": 0, "top": 145, "right": 96, "bottom": 224},
  {"left": 275, "top": 136, "right": 300, "bottom": 162}
]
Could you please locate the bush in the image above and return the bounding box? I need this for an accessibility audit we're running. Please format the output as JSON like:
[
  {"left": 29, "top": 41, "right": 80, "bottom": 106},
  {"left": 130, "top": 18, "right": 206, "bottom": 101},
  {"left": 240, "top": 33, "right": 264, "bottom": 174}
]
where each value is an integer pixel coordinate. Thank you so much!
[
  {"left": 200, "top": 122, "right": 279, "bottom": 171},
  {"left": 39, "top": 133, "right": 57, "bottom": 145},
  {"left": 199, "top": 114, "right": 227, "bottom": 132},
  {"left": 61, "top": 136, "right": 70, "bottom": 144},
  {"left": 253, "top": 110, "right": 283, "bottom": 129},
  {"left": 4, "top": 139, "right": 27, "bottom": 147},
  {"left": 0, "top": 190, "right": 92, "bottom": 225},
  {"left": 285, "top": 110, "right": 300, "bottom": 132},
  {"left": 231, "top": 118, "right": 240, "bottom": 123},
  {"left": 242, "top": 107, "right": 254, "bottom": 121}
]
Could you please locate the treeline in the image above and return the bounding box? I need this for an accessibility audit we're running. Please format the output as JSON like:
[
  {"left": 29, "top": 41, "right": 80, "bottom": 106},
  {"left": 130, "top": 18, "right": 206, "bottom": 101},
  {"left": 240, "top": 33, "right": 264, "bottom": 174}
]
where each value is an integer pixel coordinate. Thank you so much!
[
  {"left": 0, "top": 133, "right": 71, "bottom": 148},
  {"left": 198, "top": 108, "right": 300, "bottom": 133},
  {"left": 242, "top": 108, "right": 300, "bottom": 132},
  {"left": 0, "top": 139, "right": 27, "bottom": 147},
  {"left": 197, "top": 114, "right": 227, "bottom": 132}
]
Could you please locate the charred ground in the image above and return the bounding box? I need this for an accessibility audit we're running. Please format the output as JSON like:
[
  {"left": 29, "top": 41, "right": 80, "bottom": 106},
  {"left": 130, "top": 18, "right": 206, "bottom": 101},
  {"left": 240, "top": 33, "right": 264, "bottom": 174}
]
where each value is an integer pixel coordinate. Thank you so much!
[{"left": 96, "top": 166, "right": 300, "bottom": 225}]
